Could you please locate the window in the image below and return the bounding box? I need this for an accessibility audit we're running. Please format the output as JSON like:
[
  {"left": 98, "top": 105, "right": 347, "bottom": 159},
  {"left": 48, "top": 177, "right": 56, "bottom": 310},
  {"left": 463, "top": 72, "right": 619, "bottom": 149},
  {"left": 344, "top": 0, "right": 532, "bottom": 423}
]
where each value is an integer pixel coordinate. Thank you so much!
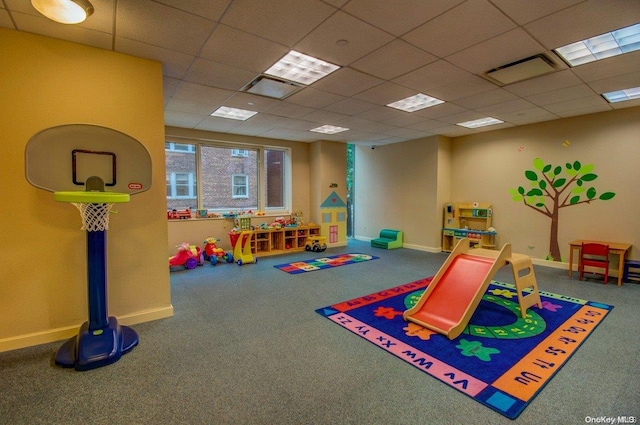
[
  {"left": 165, "top": 142, "right": 195, "bottom": 153},
  {"left": 232, "top": 174, "right": 249, "bottom": 198},
  {"left": 165, "top": 139, "right": 290, "bottom": 214},
  {"left": 231, "top": 149, "right": 249, "bottom": 157}
]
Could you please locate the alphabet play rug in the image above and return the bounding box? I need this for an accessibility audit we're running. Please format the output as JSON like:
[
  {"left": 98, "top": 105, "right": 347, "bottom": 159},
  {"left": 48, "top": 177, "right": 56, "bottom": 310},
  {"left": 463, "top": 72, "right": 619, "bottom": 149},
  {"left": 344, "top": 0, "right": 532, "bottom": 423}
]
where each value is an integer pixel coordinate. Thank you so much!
[
  {"left": 315, "top": 279, "right": 613, "bottom": 419},
  {"left": 274, "top": 253, "right": 379, "bottom": 274}
]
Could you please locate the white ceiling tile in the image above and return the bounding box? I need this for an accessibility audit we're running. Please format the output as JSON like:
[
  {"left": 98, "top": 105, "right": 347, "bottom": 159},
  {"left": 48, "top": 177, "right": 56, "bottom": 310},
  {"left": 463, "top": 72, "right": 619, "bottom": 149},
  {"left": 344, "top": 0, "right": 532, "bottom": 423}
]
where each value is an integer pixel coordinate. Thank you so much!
[
  {"left": 222, "top": 92, "right": 281, "bottom": 112},
  {"left": 554, "top": 104, "right": 613, "bottom": 118},
  {"left": 263, "top": 102, "right": 317, "bottom": 119},
  {"left": 312, "top": 67, "right": 384, "bottom": 97},
  {"left": 116, "top": 1, "right": 215, "bottom": 56},
  {"left": 477, "top": 98, "right": 538, "bottom": 115},
  {"left": 525, "top": 0, "right": 640, "bottom": 49},
  {"left": 171, "top": 82, "right": 235, "bottom": 104},
  {"left": 407, "top": 119, "right": 453, "bottom": 132},
  {"left": 164, "top": 111, "right": 204, "bottom": 128},
  {"left": 323, "top": 98, "right": 379, "bottom": 115},
  {"left": 220, "top": 0, "right": 336, "bottom": 46},
  {"left": 153, "top": 0, "right": 232, "bottom": 21},
  {"left": 284, "top": 87, "right": 345, "bottom": 109},
  {"left": 343, "top": 0, "right": 465, "bottom": 36},
  {"left": 610, "top": 99, "right": 640, "bottom": 110},
  {"left": 504, "top": 69, "right": 583, "bottom": 97},
  {"left": 526, "top": 84, "right": 596, "bottom": 106},
  {"left": 571, "top": 51, "right": 640, "bottom": 83},
  {"left": 116, "top": 37, "right": 195, "bottom": 79},
  {"left": 184, "top": 58, "right": 257, "bottom": 90},
  {"left": 412, "top": 102, "right": 470, "bottom": 119},
  {"left": 351, "top": 39, "right": 437, "bottom": 80},
  {"left": 437, "top": 110, "right": 490, "bottom": 125},
  {"left": 446, "top": 29, "right": 547, "bottom": 74},
  {"left": 354, "top": 106, "right": 409, "bottom": 122},
  {"left": 454, "top": 88, "right": 519, "bottom": 109},
  {"left": 353, "top": 82, "right": 420, "bottom": 106},
  {"left": 403, "top": 0, "right": 516, "bottom": 57},
  {"left": 194, "top": 116, "right": 244, "bottom": 132},
  {"left": 427, "top": 74, "right": 496, "bottom": 101},
  {"left": 587, "top": 71, "right": 640, "bottom": 95},
  {"left": 542, "top": 95, "right": 610, "bottom": 114},
  {"left": 302, "top": 109, "right": 350, "bottom": 124},
  {"left": 393, "top": 60, "right": 473, "bottom": 93},
  {"left": 496, "top": 107, "right": 559, "bottom": 125},
  {"left": 294, "top": 11, "right": 394, "bottom": 66},
  {"left": 199, "top": 25, "right": 289, "bottom": 74},
  {"left": 165, "top": 98, "right": 216, "bottom": 115},
  {"left": 490, "top": 0, "right": 583, "bottom": 25}
]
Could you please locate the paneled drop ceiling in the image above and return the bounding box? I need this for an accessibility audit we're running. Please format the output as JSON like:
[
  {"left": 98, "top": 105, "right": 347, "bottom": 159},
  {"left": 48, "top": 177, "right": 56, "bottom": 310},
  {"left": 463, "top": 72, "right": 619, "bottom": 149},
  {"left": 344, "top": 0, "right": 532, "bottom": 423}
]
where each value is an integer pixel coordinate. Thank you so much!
[{"left": 2, "top": 0, "right": 639, "bottom": 145}]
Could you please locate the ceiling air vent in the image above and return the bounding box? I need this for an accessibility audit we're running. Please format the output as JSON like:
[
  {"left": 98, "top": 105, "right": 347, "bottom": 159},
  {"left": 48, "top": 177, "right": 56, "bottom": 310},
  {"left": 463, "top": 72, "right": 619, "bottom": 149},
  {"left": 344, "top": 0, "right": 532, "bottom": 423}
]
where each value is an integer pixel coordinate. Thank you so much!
[
  {"left": 242, "top": 75, "right": 304, "bottom": 99},
  {"left": 482, "top": 54, "right": 558, "bottom": 86}
]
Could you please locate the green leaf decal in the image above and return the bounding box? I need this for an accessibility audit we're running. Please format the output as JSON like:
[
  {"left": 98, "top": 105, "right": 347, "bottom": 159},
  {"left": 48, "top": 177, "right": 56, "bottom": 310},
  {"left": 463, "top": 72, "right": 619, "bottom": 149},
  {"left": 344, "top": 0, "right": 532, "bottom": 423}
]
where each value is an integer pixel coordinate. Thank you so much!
[
  {"left": 525, "top": 170, "right": 538, "bottom": 181},
  {"left": 553, "top": 166, "right": 562, "bottom": 176},
  {"left": 581, "top": 173, "right": 597, "bottom": 182},
  {"left": 533, "top": 158, "right": 545, "bottom": 171},
  {"left": 571, "top": 186, "right": 585, "bottom": 194},
  {"left": 526, "top": 189, "right": 543, "bottom": 196},
  {"left": 539, "top": 180, "right": 547, "bottom": 190},
  {"left": 587, "top": 187, "right": 596, "bottom": 199},
  {"left": 553, "top": 178, "right": 566, "bottom": 188},
  {"left": 565, "top": 163, "right": 572, "bottom": 170},
  {"left": 579, "top": 164, "right": 595, "bottom": 174},
  {"left": 512, "top": 195, "right": 523, "bottom": 201},
  {"left": 570, "top": 196, "right": 580, "bottom": 204},
  {"left": 518, "top": 186, "right": 525, "bottom": 195},
  {"left": 573, "top": 161, "right": 581, "bottom": 171},
  {"left": 599, "top": 192, "right": 616, "bottom": 200},
  {"left": 542, "top": 164, "right": 552, "bottom": 173}
]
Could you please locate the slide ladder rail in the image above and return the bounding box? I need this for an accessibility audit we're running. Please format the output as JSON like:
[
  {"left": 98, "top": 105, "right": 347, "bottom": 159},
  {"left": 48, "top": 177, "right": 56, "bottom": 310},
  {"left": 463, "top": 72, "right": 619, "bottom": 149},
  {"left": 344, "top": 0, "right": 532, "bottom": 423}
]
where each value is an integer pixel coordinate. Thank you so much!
[{"left": 507, "top": 254, "right": 542, "bottom": 318}]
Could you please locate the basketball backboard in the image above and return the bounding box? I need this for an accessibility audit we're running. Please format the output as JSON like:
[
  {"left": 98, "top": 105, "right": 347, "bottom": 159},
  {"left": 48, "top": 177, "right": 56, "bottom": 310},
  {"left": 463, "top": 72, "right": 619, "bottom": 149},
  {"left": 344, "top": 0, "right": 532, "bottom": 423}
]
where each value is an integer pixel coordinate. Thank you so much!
[{"left": 25, "top": 124, "right": 152, "bottom": 195}]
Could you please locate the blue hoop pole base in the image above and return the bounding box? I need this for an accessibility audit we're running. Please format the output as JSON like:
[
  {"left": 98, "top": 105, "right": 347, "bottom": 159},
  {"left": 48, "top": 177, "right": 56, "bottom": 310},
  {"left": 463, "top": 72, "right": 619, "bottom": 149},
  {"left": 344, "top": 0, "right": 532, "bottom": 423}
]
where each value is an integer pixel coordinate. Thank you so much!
[
  {"left": 54, "top": 223, "right": 139, "bottom": 371},
  {"left": 54, "top": 317, "right": 138, "bottom": 371}
]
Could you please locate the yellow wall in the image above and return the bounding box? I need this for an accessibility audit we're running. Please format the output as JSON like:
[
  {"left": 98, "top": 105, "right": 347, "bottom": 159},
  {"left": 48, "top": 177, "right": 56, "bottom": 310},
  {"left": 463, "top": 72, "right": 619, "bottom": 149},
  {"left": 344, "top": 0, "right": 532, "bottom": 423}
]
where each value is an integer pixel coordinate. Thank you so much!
[
  {"left": 0, "top": 29, "right": 173, "bottom": 352},
  {"left": 354, "top": 106, "right": 640, "bottom": 265},
  {"left": 354, "top": 136, "right": 445, "bottom": 251},
  {"left": 451, "top": 107, "right": 640, "bottom": 263},
  {"left": 311, "top": 140, "right": 347, "bottom": 246}
]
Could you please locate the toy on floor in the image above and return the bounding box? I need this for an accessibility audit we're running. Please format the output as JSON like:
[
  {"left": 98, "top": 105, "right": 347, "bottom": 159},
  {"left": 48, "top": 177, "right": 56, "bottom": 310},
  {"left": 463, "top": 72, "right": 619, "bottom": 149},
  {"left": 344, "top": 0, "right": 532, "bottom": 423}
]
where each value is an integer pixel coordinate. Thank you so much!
[
  {"left": 203, "top": 237, "right": 233, "bottom": 265},
  {"left": 403, "top": 238, "right": 541, "bottom": 340},
  {"left": 305, "top": 235, "right": 327, "bottom": 252},
  {"left": 169, "top": 242, "right": 204, "bottom": 270},
  {"left": 229, "top": 229, "right": 257, "bottom": 266}
]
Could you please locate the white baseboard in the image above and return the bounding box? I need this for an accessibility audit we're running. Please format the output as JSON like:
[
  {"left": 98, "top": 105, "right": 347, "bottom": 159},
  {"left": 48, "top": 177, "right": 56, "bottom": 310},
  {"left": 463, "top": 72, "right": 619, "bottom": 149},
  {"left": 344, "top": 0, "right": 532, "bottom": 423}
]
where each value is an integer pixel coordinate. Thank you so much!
[{"left": 0, "top": 305, "right": 174, "bottom": 353}]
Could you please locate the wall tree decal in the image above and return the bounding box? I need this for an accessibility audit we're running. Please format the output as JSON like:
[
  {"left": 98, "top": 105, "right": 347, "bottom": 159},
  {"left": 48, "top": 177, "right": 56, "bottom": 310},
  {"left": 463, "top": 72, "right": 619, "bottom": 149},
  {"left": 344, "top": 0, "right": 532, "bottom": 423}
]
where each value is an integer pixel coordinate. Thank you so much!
[{"left": 508, "top": 158, "right": 616, "bottom": 261}]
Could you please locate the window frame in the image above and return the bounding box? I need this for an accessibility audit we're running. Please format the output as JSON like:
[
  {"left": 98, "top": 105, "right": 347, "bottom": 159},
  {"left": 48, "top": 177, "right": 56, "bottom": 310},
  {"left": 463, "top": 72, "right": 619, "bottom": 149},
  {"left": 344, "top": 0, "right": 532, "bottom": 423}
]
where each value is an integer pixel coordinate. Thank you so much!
[{"left": 165, "top": 138, "right": 292, "bottom": 215}]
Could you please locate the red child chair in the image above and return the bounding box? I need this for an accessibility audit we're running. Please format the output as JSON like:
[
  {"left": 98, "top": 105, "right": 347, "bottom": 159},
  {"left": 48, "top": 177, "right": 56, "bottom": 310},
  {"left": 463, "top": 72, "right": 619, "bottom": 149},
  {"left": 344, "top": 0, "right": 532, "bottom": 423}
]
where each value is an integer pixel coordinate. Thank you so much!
[{"left": 578, "top": 243, "right": 610, "bottom": 284}]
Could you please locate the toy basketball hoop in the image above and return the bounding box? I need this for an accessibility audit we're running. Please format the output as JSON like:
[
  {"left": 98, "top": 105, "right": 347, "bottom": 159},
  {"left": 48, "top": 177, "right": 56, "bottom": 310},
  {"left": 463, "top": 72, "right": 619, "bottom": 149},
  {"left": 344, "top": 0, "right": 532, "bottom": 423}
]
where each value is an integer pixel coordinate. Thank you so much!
[
  {"left": 54, "top": 190, "right": 130, "bottom": 232},
  {"left": 25, "top": 124, "right": 152, "bottom": 371}
]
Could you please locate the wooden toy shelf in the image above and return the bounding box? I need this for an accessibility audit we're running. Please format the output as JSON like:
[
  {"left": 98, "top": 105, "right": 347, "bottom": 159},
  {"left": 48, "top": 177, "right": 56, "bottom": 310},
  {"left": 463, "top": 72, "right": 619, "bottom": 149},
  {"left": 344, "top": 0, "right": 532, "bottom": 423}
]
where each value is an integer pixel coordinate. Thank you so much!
[
  {"left": 250, "top": 226, "right": 321, "bottom": 257},
  {"left": 442, "top": 202, "right": 496, "bottom": 252}
]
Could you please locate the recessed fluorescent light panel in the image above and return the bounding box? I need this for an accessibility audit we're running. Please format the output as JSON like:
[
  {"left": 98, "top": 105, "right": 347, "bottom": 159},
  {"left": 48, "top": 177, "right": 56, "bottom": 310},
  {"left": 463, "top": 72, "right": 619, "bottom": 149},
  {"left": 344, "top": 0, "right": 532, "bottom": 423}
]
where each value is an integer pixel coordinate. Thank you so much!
[
  {"left": 264, "top": 50, "right": 340, "bottom": 85},
  {"left": 310, "top": 125, "right": 349, "bottom": 134},
  {"left": 554, "top": 23, "right": 640, "bottom": 66},
  {"left": 457, "top": 117, "right": 504, "bottom": 129},
  {"left": 386, "top": 93, "right": 444, "bottom": 112},
  {"left": 210, "top": 106, "right": 258, "bottom": 121},
  {"left": 602, "top": 86, "right": 640, "bottom": 103}
]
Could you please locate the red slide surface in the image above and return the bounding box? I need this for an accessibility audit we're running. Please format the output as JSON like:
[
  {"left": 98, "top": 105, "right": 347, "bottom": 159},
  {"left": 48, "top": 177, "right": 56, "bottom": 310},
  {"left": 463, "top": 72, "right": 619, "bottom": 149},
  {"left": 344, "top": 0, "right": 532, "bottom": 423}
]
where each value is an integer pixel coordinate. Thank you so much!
[{"left": 409, "top": 254, "right": 494, "bottom": 333}]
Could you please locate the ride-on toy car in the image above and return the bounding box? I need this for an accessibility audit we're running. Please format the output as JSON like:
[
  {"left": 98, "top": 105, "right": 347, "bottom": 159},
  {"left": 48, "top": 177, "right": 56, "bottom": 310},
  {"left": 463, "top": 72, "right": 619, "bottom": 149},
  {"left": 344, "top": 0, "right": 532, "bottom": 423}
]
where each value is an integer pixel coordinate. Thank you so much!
[
  {"left": 305, "top": 236, "right": 327, "bottom": 252},
  {"left": 169, "top": 243, "right": 204, "bottom": 270}
]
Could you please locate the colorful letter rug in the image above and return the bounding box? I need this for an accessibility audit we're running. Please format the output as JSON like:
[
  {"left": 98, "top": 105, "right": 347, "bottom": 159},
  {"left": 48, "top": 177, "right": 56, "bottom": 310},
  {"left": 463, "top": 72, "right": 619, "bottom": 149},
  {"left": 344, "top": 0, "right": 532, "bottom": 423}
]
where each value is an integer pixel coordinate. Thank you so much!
[
  {"left": 274, "top": 253, "right": 379, "bottom": 274},
  {"left": 316, "top": 279, "right": 613, "bottom": 419}
]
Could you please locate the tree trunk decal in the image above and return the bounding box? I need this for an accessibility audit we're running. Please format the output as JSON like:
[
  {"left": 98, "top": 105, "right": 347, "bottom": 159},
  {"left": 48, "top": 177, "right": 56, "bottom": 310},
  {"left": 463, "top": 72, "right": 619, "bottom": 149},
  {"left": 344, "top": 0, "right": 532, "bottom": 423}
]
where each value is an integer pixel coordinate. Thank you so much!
[{"left": 509, "top": 158, "right": 615, "bottom": 261}]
